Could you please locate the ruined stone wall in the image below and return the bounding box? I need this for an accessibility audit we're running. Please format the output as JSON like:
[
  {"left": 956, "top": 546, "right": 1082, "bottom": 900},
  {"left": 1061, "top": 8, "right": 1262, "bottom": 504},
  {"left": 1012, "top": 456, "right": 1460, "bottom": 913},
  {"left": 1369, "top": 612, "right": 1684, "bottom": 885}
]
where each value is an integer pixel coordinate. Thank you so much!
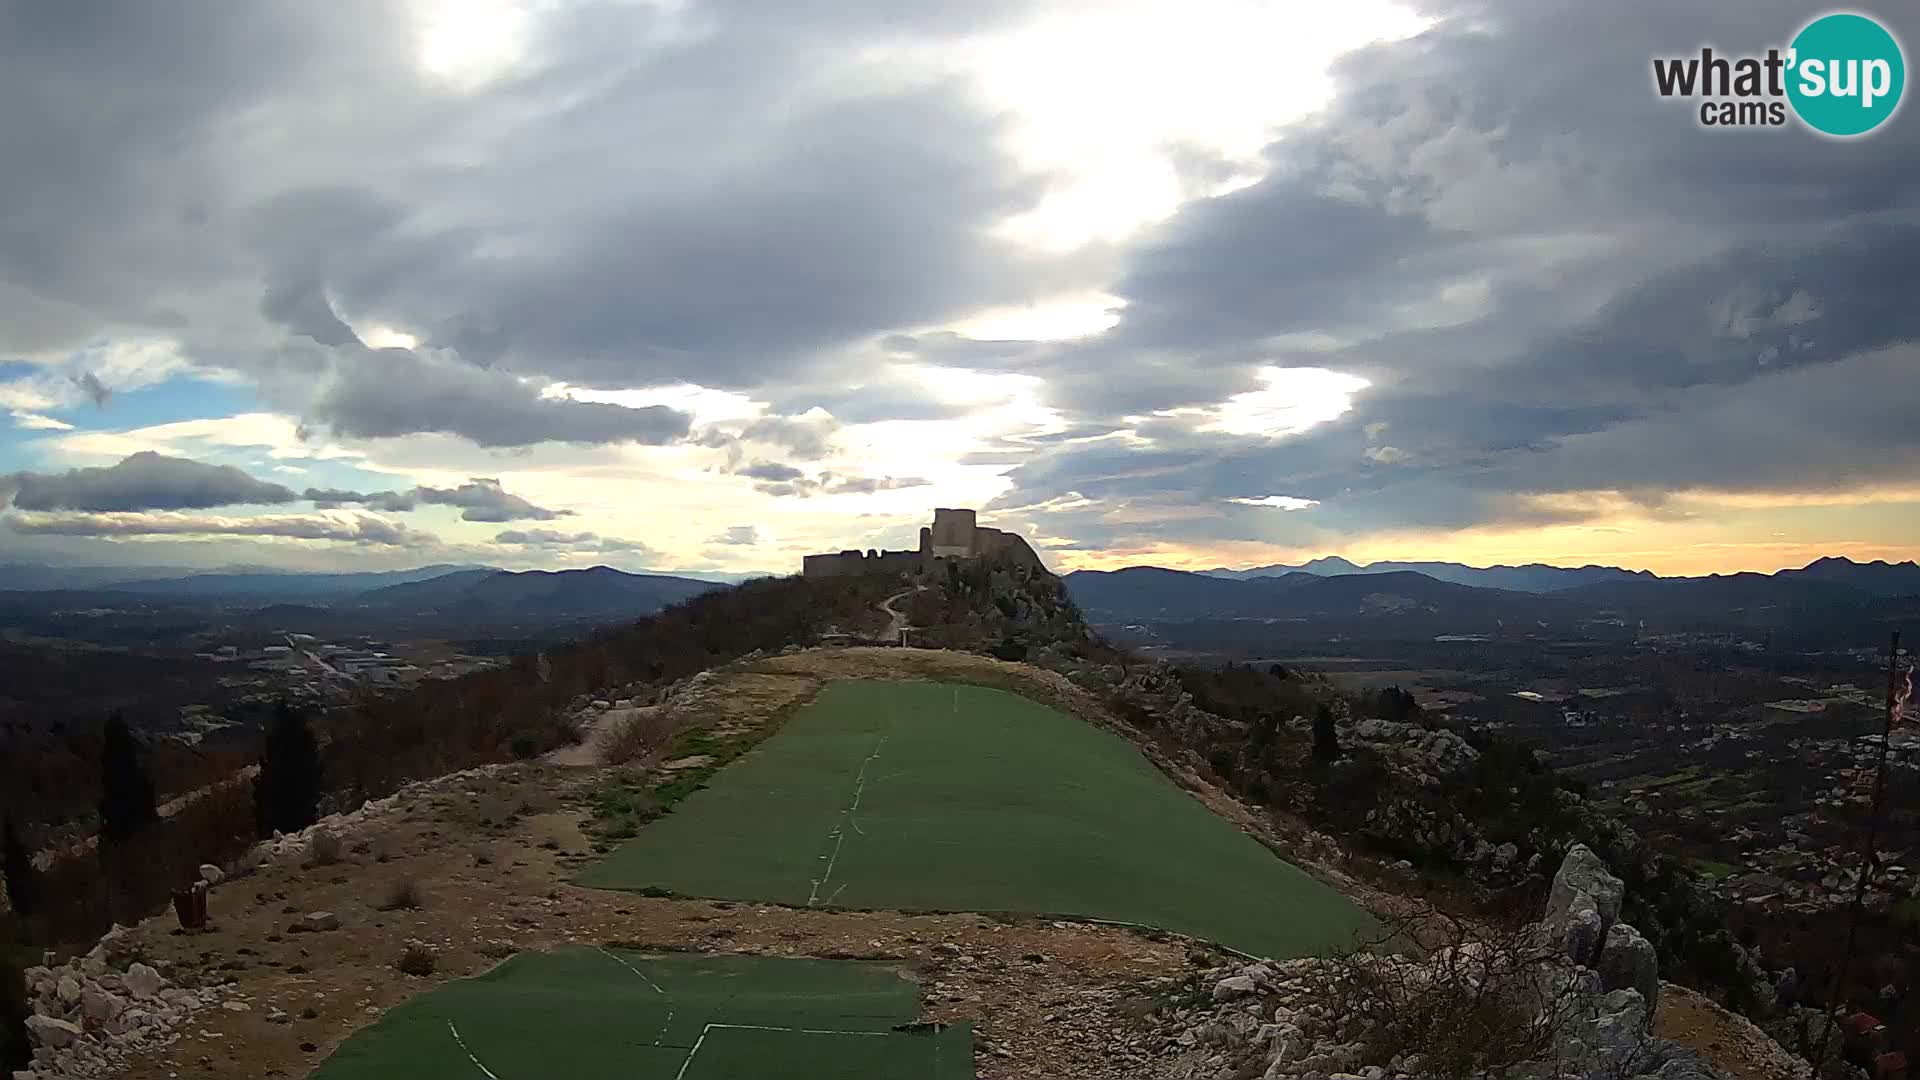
[
  {"left": 802, "top": 549, "right": 921, "bottom": 578},
  {"left": 973, "top": 527, "right": 1045, "bottom": 570}
]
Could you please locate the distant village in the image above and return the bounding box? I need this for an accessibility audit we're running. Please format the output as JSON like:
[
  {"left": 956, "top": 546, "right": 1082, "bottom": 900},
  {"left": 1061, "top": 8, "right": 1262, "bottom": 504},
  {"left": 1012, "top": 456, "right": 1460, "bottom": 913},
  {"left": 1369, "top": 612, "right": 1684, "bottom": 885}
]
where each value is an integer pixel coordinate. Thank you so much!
[{"left": 166, "top": 632, "right": 507, "bottom": 747}]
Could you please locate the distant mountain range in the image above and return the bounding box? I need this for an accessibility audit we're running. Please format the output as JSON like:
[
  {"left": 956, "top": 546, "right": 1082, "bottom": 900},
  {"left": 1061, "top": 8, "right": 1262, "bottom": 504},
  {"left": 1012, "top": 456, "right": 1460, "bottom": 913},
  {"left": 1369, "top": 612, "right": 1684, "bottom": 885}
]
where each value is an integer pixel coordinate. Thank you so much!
[
  {"left": 98, "top": 565, "right": 487, "bottom": 599},
  {"left": 1201, "top": 556, "right": 1653, "bottom": 593},
  {"left": 354, "top": 566, "right": 718, "bottom": 619},
  {"left": 1066, "top": 566, "right": 1572, "bottom": 624},
  {"left": 1199, "top": 554, "right": 1920, "bottom": 597},
  {"left": 1069, "top": 556, "right": 1920, "bottom": 633},
  {"left": 0, "top": 564, "right": 728, "bottom": 624}
]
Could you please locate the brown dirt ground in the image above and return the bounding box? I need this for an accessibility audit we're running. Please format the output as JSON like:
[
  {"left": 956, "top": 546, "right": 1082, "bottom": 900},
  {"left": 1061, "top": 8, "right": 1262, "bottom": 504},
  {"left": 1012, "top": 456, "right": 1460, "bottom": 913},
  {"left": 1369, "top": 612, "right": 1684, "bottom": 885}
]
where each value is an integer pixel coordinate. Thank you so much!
[
  {"left": 1654, "top": 982, "right": 1806, "bottom": 1080},
  {"left": 103, "top": 647, "right": 1787, "bottom": 1080}
]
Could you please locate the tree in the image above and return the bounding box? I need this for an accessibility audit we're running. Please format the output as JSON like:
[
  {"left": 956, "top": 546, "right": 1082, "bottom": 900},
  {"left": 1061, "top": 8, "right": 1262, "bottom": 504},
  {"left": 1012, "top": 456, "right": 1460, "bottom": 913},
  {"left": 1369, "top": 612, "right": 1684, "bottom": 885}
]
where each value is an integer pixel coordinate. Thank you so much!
[
  {"left": 1312, "top": 702, "right": 1340, "bottom": 761},
  {"left": 255, "top": 700, "right": 323, "bottom": 838},
  {"left": 97, "top": 713, "right": 158, "bottom": 846},
  {"left": 0, "top": 925, "right": 29, "bottom": 1072},
  {"left": 1, "top": 818, "right": 31, "bottom": 917}
]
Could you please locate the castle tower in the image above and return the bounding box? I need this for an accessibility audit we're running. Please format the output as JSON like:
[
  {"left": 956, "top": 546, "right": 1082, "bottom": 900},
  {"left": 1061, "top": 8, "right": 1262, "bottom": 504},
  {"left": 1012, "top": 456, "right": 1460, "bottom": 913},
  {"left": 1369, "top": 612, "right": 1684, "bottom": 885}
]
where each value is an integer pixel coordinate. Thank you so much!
[{"left": 929, "top": 508, "right": 977, "bottom": 559}]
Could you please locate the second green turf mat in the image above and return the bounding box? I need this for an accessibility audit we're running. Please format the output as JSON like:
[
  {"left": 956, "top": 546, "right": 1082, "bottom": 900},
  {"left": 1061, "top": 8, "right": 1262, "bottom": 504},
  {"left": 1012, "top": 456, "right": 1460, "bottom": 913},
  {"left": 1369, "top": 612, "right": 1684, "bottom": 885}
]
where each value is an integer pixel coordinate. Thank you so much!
[
  {"left": 308, "top": 948, "right": 971, "bottom": 1080},
  {"left": 578, "top": 680, "right": 1376, "bottom": 959}
]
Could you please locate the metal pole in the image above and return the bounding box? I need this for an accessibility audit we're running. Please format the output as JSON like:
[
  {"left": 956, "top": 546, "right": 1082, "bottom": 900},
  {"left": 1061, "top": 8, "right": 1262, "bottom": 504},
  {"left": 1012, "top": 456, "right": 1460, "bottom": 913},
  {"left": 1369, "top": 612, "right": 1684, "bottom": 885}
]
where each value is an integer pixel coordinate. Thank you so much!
[{"left": 1813, "top": 629, "right": 1901, "bottom": 1072}]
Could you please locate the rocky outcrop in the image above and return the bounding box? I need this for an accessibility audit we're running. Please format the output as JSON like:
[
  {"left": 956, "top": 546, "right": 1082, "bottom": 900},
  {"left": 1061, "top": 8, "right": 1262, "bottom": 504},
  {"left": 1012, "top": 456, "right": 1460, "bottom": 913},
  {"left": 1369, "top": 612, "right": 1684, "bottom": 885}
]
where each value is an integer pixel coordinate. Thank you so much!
[
  {"left": 1142, "top": 848, "right": 1729, "bottom": 1080},
  {"left": 17, "top": 926, "right": 235, "bottom": 1079}
]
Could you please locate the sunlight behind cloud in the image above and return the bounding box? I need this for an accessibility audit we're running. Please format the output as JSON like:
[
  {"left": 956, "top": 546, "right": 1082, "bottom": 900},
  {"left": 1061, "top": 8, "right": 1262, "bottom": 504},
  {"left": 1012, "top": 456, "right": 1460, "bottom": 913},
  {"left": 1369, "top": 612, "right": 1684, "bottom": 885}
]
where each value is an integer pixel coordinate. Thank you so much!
[
  {"left": 951, "top": 293, "right": 1125, "bottom": 342},
  {"left": 413, "top": 0, "right": 533, "bottom": 88},
  {"left": 962, "top": 0, "right": 1432, "bottom": 250},
  {"left": 1157, "top": 366, "right": 1370, "bottom": 438},
  {"left": 553, "top": 383, "right": 762, "bottom": 427}
]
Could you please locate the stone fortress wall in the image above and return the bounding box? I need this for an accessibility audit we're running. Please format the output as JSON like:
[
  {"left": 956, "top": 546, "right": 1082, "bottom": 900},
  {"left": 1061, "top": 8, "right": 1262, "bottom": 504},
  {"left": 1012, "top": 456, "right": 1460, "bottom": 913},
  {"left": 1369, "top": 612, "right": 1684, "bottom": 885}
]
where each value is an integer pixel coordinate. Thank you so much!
[{"left": 801, "top": 508, "right": 1043, "bottom": 578}]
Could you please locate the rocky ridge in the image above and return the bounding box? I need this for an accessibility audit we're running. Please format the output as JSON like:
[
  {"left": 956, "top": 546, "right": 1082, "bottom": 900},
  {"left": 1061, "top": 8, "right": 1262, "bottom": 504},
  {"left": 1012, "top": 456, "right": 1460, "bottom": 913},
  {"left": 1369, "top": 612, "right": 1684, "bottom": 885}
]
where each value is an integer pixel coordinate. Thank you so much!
[{"left": 1144, "top": 846, "right": 1718, "bottom": 1080}]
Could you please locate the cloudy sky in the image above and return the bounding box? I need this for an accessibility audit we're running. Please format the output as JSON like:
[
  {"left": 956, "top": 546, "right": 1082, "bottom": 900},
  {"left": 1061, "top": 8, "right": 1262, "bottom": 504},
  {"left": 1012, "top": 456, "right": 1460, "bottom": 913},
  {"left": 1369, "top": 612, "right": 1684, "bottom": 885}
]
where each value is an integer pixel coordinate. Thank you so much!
[{"left": 2, "top": 0, "right": 1916, "bottom": 578}]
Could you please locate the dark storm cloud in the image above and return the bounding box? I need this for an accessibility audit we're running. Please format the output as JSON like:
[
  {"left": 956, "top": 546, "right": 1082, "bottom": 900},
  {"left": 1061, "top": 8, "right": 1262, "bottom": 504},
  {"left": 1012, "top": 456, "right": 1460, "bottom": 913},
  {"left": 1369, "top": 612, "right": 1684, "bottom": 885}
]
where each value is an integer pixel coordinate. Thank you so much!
[
  {"left": 0, "top": 0, "right": 1055, "bottom": 449},
  {"left": 414, "top": 479, "right": 568, "bottom": 523},
  {"left": 984, "top": 0, "right": 1920, "bottom": 548},
  {"left": 304, "top": 488, "right": 417, "bottom": 513},
  {"left": 735, "top": 459, "right": 930, "bottom": 498},
  {"left": 3, "top": 452, "right": 297, "bottom": 512},
  {"left": 306, "top": 478, "right": 568, "bottom": 522},
  {"left": 308, "top": 348, "right": 693, "bottom": 448}
]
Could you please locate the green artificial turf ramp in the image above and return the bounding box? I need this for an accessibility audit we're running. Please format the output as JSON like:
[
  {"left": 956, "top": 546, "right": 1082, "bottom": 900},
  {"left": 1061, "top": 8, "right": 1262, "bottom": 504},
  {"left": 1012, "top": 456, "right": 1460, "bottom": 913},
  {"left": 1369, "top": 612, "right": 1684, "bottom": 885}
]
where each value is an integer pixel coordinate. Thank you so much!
[
  {"left": 579, "top": 680, "right": 1376, "bottom": 959},
  {"left": 309, "top": 947, "right": 971, "bottom": 1079}
]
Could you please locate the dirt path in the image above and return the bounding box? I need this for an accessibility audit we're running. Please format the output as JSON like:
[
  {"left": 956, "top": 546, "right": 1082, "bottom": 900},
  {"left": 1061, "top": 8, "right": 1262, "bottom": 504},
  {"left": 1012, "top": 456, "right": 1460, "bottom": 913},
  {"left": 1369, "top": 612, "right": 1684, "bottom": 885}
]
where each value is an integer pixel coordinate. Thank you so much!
[{"left": 876, "top": 586, "right": 919, "bottom": 643}]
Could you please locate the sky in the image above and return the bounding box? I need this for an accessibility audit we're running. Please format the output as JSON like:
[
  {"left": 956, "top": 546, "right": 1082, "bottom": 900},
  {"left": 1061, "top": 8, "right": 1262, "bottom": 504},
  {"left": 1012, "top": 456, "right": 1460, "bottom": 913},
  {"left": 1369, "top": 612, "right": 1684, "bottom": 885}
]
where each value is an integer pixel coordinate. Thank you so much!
[{"left": 2, "top": 0, "right": 1918, "bottom": 578}]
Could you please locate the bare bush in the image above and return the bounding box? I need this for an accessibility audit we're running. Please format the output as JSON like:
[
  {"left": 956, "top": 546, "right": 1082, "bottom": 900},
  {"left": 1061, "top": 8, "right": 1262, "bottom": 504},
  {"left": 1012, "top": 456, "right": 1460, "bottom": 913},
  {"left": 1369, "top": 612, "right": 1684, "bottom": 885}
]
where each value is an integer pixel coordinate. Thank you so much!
[
  {"left": 377, "top": 877, "right": 423, "bottom": 912},
  {"left": 308, "top": 827, "right": 343, "bottom": 867},
  {"left": 597, "top": 708, "right": 678, "bottom": 767},
  {"left": 1305, "top": 907, "right": 1586, "bottom": 1078},
  {"left": 396, "top": 941, "right": 436, "bottom": 976}
]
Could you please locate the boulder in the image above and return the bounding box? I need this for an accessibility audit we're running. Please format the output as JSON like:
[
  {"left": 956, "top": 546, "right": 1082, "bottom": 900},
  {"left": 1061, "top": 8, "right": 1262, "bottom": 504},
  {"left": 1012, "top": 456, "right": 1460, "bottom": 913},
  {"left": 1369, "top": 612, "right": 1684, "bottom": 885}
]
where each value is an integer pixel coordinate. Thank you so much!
[
  {"left": 123, "top": 962, "right": 164, "bottom": 1001},
  {"left": 299, "top": 911, "right": 340, "bottom": 932},
  {"left": 1554, "top": 889, "right": 1606, "bottom": 966},
  {"left": 1547, "top": 845, "right": 1624, "bottom": 931},
  {"left": 1597, "top": 922, "right": 1660, "bottom": 1013},
  {"left": 25, "top": 1015, "right": 82, "bottom": 1049},
  {"left": 55, "top": 975, "right": 81, "bottom": 1006},
  {"left": 1545, "top": 844, "right": 1624, "bottom": 964},
  {"left": 199, "top": 863, "right": 224, "bottom": 886},
  {"left": 1212, "top": 975, "right": 1259, "bottom": 1001},
  {"left": 80, "top": 988, "right": 125, "bottom": 1023}
]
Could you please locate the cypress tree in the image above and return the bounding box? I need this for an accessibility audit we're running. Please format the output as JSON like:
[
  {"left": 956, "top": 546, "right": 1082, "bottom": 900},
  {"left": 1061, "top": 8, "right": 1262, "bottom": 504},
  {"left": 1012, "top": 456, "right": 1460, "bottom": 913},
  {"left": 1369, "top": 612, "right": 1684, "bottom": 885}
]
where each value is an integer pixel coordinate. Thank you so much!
[
  {"left": 1311, "top": 702, "right": 1340, "bottom": 762},
  {"left": 98, "top": 713, "right": 158, "bottom": 845},
  {"left": 1, "top": 818, "right": 31, "bottom": 917},
  {"left": 255, "top": 700, "right": 322, "bottom": 838}
]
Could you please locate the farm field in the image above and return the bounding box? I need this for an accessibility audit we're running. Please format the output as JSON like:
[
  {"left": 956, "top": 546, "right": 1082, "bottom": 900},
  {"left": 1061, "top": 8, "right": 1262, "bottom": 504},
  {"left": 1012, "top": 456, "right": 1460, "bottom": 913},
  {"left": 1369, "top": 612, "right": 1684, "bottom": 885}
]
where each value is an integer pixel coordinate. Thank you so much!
[{"left": 578, "top": 680, "right": 1375, "bottom": 960}]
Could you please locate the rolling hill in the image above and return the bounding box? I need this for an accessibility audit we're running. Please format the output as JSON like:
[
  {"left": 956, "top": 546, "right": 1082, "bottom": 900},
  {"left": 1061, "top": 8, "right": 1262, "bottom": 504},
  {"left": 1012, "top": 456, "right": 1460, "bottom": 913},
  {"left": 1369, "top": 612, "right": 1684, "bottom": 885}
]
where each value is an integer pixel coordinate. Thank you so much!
[{"left": 1064, "top": 566, "right": 1575, "bottom": 626}]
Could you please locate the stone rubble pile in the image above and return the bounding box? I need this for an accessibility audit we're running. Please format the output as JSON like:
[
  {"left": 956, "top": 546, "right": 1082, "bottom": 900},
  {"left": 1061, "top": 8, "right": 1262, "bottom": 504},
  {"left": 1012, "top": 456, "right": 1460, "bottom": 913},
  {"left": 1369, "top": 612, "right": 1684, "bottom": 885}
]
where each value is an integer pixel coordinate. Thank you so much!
[
  {"left": 15, "top": 926, "right": 235, "bottom": 1080},
  {"left": 1144, "top": 846, "right": 1731, "bottom": 1080}
]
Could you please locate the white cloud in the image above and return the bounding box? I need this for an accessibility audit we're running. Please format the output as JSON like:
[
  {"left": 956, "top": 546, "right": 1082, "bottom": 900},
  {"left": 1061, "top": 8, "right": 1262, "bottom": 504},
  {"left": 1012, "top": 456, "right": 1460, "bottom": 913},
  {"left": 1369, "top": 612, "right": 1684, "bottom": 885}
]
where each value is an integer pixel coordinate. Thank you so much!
[
  {"left": 9, "top": 411, "right": 73, "bottom": 431},
  {"left": 1227, "top": 494, "right": 1320, "bottom": 510}
]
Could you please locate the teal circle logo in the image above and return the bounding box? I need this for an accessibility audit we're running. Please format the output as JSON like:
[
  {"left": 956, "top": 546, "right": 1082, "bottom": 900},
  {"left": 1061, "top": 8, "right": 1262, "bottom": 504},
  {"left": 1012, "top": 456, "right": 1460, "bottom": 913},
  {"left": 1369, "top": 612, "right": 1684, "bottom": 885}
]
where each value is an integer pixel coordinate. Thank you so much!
[{"left": 1787, "top": 12, "right": 1905, "bottom": 136}]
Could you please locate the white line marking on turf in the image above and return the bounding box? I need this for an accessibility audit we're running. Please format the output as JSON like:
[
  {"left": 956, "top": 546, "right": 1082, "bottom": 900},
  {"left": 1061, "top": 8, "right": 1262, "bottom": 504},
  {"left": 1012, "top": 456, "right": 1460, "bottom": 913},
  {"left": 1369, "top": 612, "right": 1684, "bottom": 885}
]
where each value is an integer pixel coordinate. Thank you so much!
[
  {"left": 675, "top": 1021, "right": 893, "bottom": 1080},
  {"left": 448, "top": 1019, "right": 501, "bottom": 1080},
  {"left": 594, "top": 945, "right": 674, "bottom": 1046},
  {"left": 807, "top": 733, "right": 886, "bottom": 906}
]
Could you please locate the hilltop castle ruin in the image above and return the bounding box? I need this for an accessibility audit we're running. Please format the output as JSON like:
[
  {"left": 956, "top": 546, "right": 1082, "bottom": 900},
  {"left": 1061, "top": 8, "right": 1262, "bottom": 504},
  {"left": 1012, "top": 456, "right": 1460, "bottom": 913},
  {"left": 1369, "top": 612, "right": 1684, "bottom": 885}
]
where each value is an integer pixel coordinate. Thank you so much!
[{"left": 802, "top": 508, "right": 1043, "bottom": 578}]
